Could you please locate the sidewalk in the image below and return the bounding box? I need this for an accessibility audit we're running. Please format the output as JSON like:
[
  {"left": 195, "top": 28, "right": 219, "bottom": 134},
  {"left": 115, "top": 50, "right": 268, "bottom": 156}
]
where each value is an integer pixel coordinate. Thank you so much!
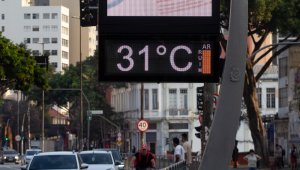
[{"left": 229, "top": 166, "right": 291, "bottom": 170}]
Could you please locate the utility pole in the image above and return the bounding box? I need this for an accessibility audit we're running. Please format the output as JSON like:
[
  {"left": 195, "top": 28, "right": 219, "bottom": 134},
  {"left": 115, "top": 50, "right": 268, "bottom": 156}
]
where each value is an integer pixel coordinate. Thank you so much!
[
  {"left": 140, "top": 83, "right": 144, "bottom": 145},
  {"left": 80, "top": 21, "right": 83, "bottom": 151},
  {"left": 21, "top": 111, "right": 26, "bottom": 155},
  {"left": 201, "top": 83, "right": 214, "bottom": 156},
  {"left": 28, "top": 102, "right": 31, "bottom": 149},
  {"left": 17, "top": 91, "right": 19, "bottom": 154}
]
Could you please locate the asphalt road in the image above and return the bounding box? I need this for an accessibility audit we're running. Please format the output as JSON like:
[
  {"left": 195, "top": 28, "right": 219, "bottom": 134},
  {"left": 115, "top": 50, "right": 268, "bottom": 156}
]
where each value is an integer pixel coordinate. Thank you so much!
[{"left": 0, "top": 162, "right": 21, "bottom": 170}]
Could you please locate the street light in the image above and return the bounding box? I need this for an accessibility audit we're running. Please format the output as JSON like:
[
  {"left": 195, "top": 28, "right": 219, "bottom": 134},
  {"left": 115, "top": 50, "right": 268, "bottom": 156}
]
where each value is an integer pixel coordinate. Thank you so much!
[
  {"left": 71, "top": 15, "right": 83, "bottom": 150},
  {"left": 37, "top": 41, "right": 45, "bottom": 152}
]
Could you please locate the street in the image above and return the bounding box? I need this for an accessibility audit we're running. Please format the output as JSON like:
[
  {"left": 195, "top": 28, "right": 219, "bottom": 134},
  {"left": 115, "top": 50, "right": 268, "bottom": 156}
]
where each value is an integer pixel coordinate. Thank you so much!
[{"left": 0, "top": 162, "right": 21, "bottom": 170}]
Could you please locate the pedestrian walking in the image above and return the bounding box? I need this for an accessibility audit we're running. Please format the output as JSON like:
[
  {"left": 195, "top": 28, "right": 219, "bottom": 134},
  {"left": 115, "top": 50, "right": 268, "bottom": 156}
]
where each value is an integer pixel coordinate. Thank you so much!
[
  {"left": 290, "top": 144, "right": 298, "bottom": 170},
  {"left": 182, "top": 133, "right": 191, "bottom": 170},
  {"left": 291, "top": 146, "right": 297, "bottom": 170},
  {"left": 275, "top": 144, "right": 283, "bottom": 169},
  {"left": 280, "top": 145, "right": 285, "bottom": 167},
  {"left": 173, "top": 137, "right": 186, "bottom": 163},
  {"left": 243, "top": 149, "right": 261, "bottom": 170}
]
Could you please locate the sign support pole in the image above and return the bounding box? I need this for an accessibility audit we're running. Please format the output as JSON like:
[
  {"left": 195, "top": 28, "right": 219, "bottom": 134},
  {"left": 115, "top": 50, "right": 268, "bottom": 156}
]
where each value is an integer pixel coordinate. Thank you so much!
[
  {"left": 199, "top": 0, "right": 248, "bottom": 169},
  {"left": 141, "top": 83, "right": 144, "bottom": 146}
]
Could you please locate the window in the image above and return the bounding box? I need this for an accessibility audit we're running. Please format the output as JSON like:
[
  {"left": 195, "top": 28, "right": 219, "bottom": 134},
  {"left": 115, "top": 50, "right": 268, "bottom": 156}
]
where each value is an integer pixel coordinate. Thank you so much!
[
  {"left": 32, "top": 38, "right": 39, "bottom": 43},
  {"left": 24, "top": 26, "right": 31, "bottom": 32},
  {"left": 51, "top": 25, "right": 58, "bottom": 32},
  {"left": 279, "top": 57, "right": 288, "bottom": 78},
  {"left": 51, "top": 62, "right": 57, "bottom": 68},
  {"left": 62, "top": 26, "right": 68, "bottom": 35},
  {"left": 32, "top": 50, "right": 39, "bottom": 56},
  {"left": 89, "top": 38, "right": 91, "bottom": 43},
  {"left": 62, "top": 14, "right": 68, "bottom": 23},
  {"left": 43, "top": 25, "right": 50, "bottom": 32},
  {"left": 62, "top": 51, "right": 68, "bottom": 59},
  {"left": 169, "top": 89, "right": 177, "bottom": 109},
  {"left": 24, "top": 13, "right": 30, "bottom": 19},
  {"left": 51, "top": 38, "right": 57, "bottom": 44},
  {"left": 32, "top": 13, "right": 39, "bottom": 19},
  {"left": 148, "top": 123, "right": 156, "bottom": 130},
  {"left": 23, "top": 38, "right": 30, "bottom": 44},
  {"left": 279, "top": 88, "right": 287, "bottom": 107},
  {"left": 52, "top": 13, "right": 58, "bottom": 19},
  {"left": 152, "top": 89, "right": 158, "bottom": 110},
  {"left": 266, "top": 88, "right": 276, "bottom": 108},
  {"left": 169, "top": 123, "right": 188, "bottom": 129},
  {"left": 89, "top": 48, "right": 92, "bottom": 54},
  {"left": 257, "top": 88, "right": 262, "bottom": 108},
  {"left": 180, "top": 89, "right": 188, "bottom": 109},
  {"left": 144, "top": 89, "right": 149, "bottom": 110},
  {"left": 44, "top": 50, "right": 50, "bottom": 55},
  {"left": 1, "top": 14, "right": 4, "bottom": 20},
  {"left": 32, "top": 26, "right": 39, "bottom": 32},
  {"left": 62, "top": 39, "right": 68, "bottom": 47},
  {"left": 43, "top": 38, "right": 50, "bottom": 44},
  {"left": 51, "top": 50, "right": 57, "bottom": 55},
  {"left": 62, "top": 63, "right": 68, "bottom": 68},
  {"left": 43, "top": 13, "right": 50, "bottom": 19},
  {"left": 1, "top": 26, "right": 4, "bottom": 32}
]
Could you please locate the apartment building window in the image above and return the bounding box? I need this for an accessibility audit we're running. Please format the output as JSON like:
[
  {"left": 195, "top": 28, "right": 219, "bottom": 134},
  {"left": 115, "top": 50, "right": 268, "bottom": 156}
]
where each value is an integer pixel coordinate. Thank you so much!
[
  {"left": 24, "top": 13, "right": 30, "bottom": 19},
  {"left": 43, "top": 25, "right": 50, "bottom": 32},
  {"left": 32, "top": 13, "right": 39, "bottom": 19},
  {"left": 32, "top": 38, "right": 39, "bottom": 43},
  {"left": 32, "top": 50, "right": 39, "bottom": 56},
  {"left": 44, "top": 50, "right": 50, "bottom": 55},
  {"left": 43, "top": 13, "right": 50, "bottom": 19},
  {"left": 169, "top": 89, "right": 177, "bottom": 109},
  {"left": 51, "top": 50, "right": 57, "bottom": 55},
  {"left": 52, "top": 13, "right": 58, "bottom": 19},
  {"left": 257, "top": 88, "right": 262, "bottom": 108},
  {"left": 62, "top": 51, "right": 68, "bottom": 59},
  {"left": 89, "top": 48, "right": 92, "bottom": 54},
  {"left": 62, "top": 14, "right": 68, "bottom": 23},
  {"left": 1, "top": 26, "right": 4, "bottom": 32},
  {"left": 266, "top": 88, "right": 276, "bottom": 108},
  {"left": 1, "top": 14, "right": 4, "bottom": 20},
  {"left": 144, "top": 89, "right": 149, "bottom": 110},
  {"left": 180, "top": 89, "right": 188, "bottom": 109},
  {"left": 51, "top": 38, "right": 57, "bottom": 44},
  {"left": 89, "top": 38, "right": 91, "bottom": 43},
  {"left": 51, "top": 62, "right": 57, "bottom": 68},
  {"left": 62, "top": 63, "right": 68, "bottom": 68},
  {"left": 279, "top": 57, "right": 288, "bottom": 78},
  {"left": 51, "top": 25, "right": 58, "bottom": 32},
  {"left": 152, "top": 89, "right": 158, "bottom": 110},
  {"left": 62, "top": 39, "right": 68, "bottom": 47},
  {"left": 279, "top": 87, "right": 288, "bottom": 107},
  {"left": 43, "top": 38, "right": 50, "bottom": 44},
  {"left": 24, "top": 26, "right": 31, "bottom": 32},
  {"left": 32, "top": 26, "right": 39, "bottom": 32},
  {"left": 62, "top": 27, "right": 68, "bottom": 35},
  {"left": 24, "top": 38, "right": 30, "bottom": 44}
]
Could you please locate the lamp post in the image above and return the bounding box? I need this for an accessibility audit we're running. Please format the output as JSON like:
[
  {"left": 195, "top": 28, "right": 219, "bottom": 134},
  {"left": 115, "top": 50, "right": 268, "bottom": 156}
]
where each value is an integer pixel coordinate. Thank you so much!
[
  {"left": 71, "top": 15, "right": 83, "bottom": 151},
  {"left": 37, "top": 42, "right": 45, "bottom": 152}
]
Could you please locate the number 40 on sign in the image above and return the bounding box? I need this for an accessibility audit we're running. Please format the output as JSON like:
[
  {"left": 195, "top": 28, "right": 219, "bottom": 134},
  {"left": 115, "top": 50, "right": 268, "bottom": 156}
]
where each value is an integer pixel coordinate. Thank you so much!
[{"left": 137, "top": 119, "right": 149, "bottom": 132}]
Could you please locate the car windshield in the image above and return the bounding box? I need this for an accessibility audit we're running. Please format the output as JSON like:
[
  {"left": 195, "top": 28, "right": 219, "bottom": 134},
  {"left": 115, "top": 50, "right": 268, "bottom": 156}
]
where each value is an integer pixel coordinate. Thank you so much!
[
  {"left": 111, "top": 150, "right": 121, "bottom": 161},
  {"left": 26, "top": 151, "right": 39, "bottom": 156},
  {"left": 80, "top": 153, "right": 113, "bottom": 164},
  {"left": 29, "top": 155, "right": 77, "bottom": 169},
  {"left": 4, "top": 151, "right": 17, "bottom": 154}
]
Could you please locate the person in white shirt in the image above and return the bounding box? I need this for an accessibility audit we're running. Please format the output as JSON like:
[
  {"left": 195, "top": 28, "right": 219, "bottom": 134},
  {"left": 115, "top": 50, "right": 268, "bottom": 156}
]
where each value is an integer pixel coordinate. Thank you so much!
[
  {"left": 243, "top": 149, "right": 261, "bottom": 170},
  {"left": 173, "top": 137, "right": 186, "bottom": 163},
  {"left": 182, "top": 133, "right": 192, "bottom": 170}
]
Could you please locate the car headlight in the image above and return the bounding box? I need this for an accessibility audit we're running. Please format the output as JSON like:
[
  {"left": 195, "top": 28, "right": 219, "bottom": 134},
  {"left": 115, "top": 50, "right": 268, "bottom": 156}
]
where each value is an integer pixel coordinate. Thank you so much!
[
  {"left": 4, "top": 156, "right": 6, "bottom": 159},
  {"left": 118, "top": 164, "right": 125, "bottom": 167},
  {"left": 15, "top": 156, "right": 19, "bottom": 159}
]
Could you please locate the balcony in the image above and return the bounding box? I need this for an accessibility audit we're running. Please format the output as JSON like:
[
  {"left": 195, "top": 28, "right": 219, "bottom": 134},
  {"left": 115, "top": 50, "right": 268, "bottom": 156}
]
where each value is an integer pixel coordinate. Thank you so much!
[{"left": 168, "top": 109, "right": 190, "bottom": 116}]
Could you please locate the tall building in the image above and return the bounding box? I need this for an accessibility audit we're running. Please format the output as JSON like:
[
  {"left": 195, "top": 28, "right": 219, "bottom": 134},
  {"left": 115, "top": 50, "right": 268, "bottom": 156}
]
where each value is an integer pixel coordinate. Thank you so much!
[{"left": 0, "top": 0, "right": 69, "bottom": 72}]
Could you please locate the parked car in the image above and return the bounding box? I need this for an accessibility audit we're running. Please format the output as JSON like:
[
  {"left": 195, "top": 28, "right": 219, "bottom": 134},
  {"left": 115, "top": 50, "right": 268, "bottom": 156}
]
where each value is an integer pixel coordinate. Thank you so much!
[
  {"left": 79, "top": 150, "right": 121, "bottom": 170},
  {"left": 0, "top": 149, "right": 19, "bottom": 164},
  {"left": 23, "top": 149, "right": 41, "bottom": 165},
  {"left": 95, "top": 149, "right": 124, "bottom": 170},
  {"left": 20, "top": 151, "right": 88, "bottom": 170}
]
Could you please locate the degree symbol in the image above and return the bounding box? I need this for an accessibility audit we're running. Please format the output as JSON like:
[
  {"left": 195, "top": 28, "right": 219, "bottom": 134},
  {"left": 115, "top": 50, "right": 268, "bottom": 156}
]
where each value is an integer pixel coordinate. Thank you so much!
[{"left": 157, "top": 45, "right": 167, "bottom": 55}]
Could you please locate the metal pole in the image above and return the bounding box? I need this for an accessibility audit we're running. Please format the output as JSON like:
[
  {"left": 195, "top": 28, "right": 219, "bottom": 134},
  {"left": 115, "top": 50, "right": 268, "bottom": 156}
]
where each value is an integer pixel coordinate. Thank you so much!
[
  {"left": 80, "top": 21, "right": 83, "bottom": 151},
  {"left": 42, "top": 45, "right": 45, "bottom": 152},
  {"left": 199, "top": 0, "right": 248, "bottom": 169},
  {"left": 141, "top": 83, "right": 144, "bottom": 145},
  {"left": 28, "top": 103, "right": 30, "bottom": 149},
  {"left": 81, "top": 92, "right": 90, "bottom": 151},
  {"left": 21, "top": 112, "right": 25, "bottom": 155},
  {"left": 17, "top": 91, "right": 19, "bottom": 154},
  {"left": 6, "top": 119, "right": 9, "bottom": 148}
]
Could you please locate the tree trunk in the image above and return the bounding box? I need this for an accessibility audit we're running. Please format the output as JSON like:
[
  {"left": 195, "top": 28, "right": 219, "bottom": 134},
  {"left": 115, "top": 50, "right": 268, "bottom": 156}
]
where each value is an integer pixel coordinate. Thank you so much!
[{"left": 243, "top": 61, "right": 269, "bottom": 167}]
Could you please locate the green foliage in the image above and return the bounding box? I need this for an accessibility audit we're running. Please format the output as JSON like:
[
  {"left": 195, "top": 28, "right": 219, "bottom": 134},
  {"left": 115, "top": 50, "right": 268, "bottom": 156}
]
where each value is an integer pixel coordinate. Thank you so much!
[{"left": 0, "top": 32, "right": 50, "bottom": 103}]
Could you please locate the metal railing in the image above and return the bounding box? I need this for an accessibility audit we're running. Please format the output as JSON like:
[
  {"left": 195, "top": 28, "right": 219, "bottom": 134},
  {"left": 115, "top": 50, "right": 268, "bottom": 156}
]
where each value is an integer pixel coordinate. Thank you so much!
[{"left": 158, "top": 160, "right": 186, "bottom": 170}]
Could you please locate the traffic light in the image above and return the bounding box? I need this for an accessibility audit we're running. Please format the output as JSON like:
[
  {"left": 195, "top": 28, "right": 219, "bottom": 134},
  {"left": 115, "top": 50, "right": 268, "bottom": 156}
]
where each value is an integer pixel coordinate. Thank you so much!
[
  {"left": 195, "top": 126, "right": 202, "bottom": 139},
  {"left": 197, "top": 86, "right": 204, "bottom": 110},
  {"left": 22, "top": 136, "right": 24, "bottom": 140},
  {"left": 80, "top": 0, "right": 97, "bottom": 27},
  {"left": 87, "top": 113, "right": 92, "bottom": 121},
  {"left": 5, "top": 137, "right": 8, "bottom": 141}
]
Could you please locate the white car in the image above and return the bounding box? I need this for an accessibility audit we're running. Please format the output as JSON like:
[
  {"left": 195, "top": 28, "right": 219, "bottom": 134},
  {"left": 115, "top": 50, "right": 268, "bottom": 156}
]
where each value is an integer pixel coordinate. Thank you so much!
[
  {"left": 20, "top": 151, "right": 88, "bottom": 170},
  {"left": 79, "top": 150, "right": 121, "bottom": 170},
  {"left": 23, "top": 149, "right": 41, "bottom": 164}
]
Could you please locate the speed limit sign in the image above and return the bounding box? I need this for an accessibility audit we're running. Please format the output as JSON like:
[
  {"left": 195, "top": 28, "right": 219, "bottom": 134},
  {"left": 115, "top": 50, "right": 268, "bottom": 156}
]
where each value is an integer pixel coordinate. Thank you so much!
[{"left": 137, "top": 119, "right": 149, "bottom": 132}]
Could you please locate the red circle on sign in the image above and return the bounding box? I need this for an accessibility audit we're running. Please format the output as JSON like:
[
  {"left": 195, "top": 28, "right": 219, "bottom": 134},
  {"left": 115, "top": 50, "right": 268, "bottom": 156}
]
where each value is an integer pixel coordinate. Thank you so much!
[
  {"left": 137, "top": 119, "right": 149, "bottom": 132},
  {"left": 15, "top": 135, "right": 21, "bottom": 142}
]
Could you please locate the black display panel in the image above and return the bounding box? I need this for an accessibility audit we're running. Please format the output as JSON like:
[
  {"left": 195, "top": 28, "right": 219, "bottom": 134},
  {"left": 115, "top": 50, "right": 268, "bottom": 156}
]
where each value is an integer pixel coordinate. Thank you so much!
[{"left": 99, "top": 34, "right": 220, "bottom": 82}]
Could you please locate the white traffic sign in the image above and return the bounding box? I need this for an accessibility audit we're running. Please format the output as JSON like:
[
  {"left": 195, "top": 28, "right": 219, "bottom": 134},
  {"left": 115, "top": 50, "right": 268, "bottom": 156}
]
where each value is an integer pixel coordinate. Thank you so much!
[
  {"left": 117, "top": 137, "right": 122, "bottom": 141},
  {"left": 117, "top": 132, "right": 122, "bottom": 137},
  {"left": 90, "top": 110, "right": 103, "bottom": 115},
  {"left": 137, "top": 119, "right": 149, "bottom": 132},
  {"left": 15, "top": 135, "right": 21, "bottom": 142}
]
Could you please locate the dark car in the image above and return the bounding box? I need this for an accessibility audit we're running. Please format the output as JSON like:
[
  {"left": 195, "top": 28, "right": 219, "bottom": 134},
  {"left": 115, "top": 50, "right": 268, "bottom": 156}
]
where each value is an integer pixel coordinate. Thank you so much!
[
  {"left": 0, "top": 149, "right": 19, "bottom": 164},
  {"left": 95, "top": 149, "right": 124, "bottom": 170}
]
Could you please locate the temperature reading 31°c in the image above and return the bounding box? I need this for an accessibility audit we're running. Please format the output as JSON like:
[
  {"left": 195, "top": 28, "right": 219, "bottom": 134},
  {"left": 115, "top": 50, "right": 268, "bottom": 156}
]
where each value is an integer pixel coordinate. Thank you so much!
[{"left": 105, "top": 41, "right": 213, "bottom": 75}]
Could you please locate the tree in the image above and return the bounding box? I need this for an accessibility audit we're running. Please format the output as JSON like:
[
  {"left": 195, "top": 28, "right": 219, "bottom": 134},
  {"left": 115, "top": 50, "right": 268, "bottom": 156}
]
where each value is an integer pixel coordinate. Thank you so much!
[
  {"left": 0, "top": 32, "right": 49, "bottom": 103},
  {"left": 221, "top": 0, "right": 300, "bottom": 166}
]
